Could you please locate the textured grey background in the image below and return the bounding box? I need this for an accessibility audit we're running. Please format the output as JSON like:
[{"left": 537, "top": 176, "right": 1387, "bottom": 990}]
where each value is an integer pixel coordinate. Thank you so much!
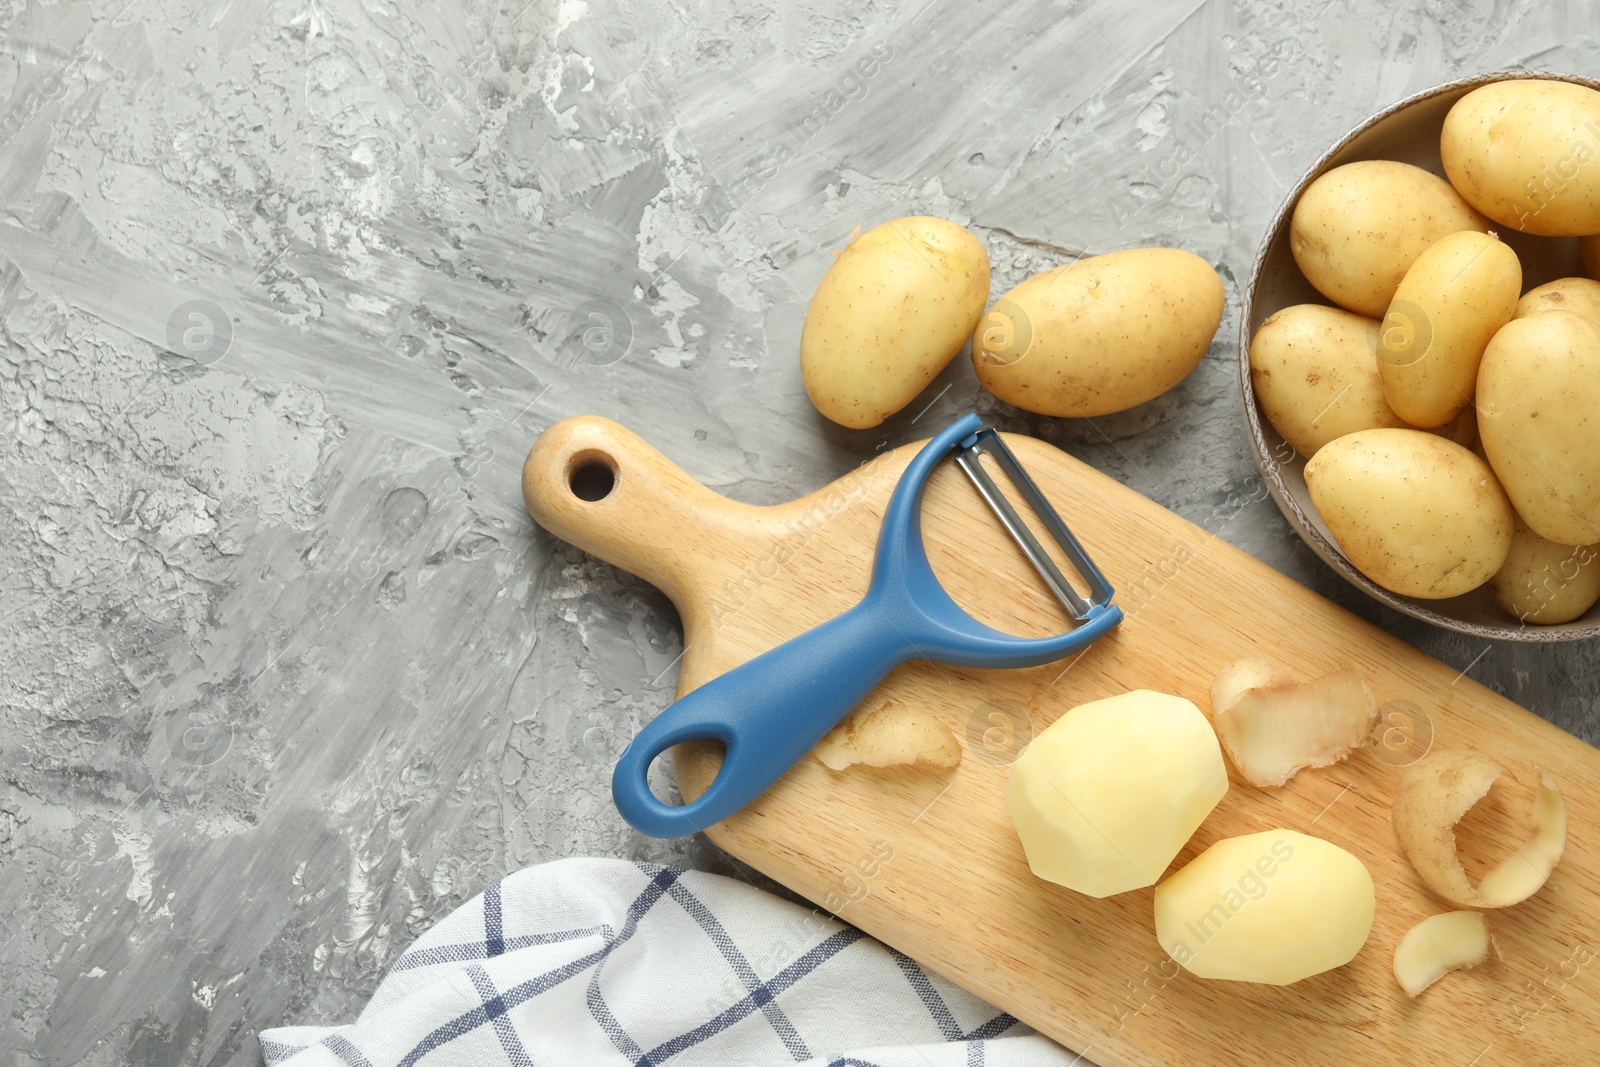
[{"left": 2, "top": 0, "right": 1597, "bottom": 1063}]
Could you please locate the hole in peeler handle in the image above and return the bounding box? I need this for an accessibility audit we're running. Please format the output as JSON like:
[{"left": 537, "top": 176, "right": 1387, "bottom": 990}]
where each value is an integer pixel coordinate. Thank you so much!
[
  {"left": 614, "top": 736, "right": 732, "bottom": 837},
  {"left": 641, "top": 739, "right": 728, "bottom": 808},
  {"left": 567, "top": 449, "right": 617, "bottom": 502}
]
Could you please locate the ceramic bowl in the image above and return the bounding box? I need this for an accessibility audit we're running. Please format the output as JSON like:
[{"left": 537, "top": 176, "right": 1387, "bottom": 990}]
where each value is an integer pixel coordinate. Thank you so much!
[{"left": 1240, "top": 71, "right": 1600, "bottom": 642}]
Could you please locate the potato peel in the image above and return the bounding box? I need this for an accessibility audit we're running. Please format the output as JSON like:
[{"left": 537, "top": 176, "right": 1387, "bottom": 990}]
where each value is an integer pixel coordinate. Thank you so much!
[
  {"left": 1392, "top": 748, "right": 1568, "bottom": 908},
  {"left": 1393, "top": 911, "right": 1497, "bottom": 997},
  {"left": 815, "top": 701, "right": 961, "bottom": 771},
  {"left": 1477, "top": 769, "right": 1568, "bottom": 907},
  {"left": 1207, "top": 658, "right": 1378, "bottom": 787}
]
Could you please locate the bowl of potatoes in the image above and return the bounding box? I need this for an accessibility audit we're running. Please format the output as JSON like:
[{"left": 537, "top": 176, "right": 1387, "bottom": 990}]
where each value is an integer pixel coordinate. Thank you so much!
[{"left": 1242, "top": 71, "right": 1600, "bottom": 641}]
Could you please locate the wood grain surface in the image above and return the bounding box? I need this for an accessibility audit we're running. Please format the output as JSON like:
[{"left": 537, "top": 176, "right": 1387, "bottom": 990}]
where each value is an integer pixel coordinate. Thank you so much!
[{"left": 523, "top": 415, "right": 1598, "bottom": 1067}]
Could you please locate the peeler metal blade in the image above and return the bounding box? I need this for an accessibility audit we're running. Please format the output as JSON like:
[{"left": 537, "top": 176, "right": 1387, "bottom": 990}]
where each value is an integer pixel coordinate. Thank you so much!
[{"left": 954, "top": 428, "right": 1115, "bottom": 623}]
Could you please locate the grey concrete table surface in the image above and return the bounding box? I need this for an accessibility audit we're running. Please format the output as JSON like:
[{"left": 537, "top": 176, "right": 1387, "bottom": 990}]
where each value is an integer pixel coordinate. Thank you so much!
[{"left": 2, "top": 0, "right": 1596, "bottom": 1063}]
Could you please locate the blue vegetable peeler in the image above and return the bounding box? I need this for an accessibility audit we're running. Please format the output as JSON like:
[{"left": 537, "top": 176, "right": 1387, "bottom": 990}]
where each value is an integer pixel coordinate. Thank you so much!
[{"left": 613, "top": 413, "right": 1123, "bottom": 837}]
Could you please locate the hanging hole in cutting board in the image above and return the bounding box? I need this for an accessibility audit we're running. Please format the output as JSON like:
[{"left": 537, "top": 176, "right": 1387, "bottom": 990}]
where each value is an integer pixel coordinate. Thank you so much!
[
  {"left": 568, "top": 450, "right": 617, "bottom": 502},
  {"left": 922, "top": 448, "right": 1087, "bottom": 640}
]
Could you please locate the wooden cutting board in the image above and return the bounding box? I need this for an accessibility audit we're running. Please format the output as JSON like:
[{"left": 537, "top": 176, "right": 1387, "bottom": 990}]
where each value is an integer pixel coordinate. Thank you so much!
[{"left": 522, "top": 416, "right": 1598, "bottom": 1067}]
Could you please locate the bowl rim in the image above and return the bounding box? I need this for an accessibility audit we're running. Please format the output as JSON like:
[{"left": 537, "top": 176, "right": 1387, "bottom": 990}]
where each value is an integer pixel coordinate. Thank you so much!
[{"left": 1238, "top": 69, "right": 1600, "bottom": 643}]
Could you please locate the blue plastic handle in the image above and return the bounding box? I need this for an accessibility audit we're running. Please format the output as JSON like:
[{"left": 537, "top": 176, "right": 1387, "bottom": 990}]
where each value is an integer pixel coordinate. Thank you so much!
[{"left": 612, "top": 413, "right": 1123, "bottom": 837}]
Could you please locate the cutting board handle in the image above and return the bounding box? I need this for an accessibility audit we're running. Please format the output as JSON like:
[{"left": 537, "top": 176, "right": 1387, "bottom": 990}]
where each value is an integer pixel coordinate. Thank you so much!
[{"left": 522, "top": 416, "right": 755, "bottom": 610}]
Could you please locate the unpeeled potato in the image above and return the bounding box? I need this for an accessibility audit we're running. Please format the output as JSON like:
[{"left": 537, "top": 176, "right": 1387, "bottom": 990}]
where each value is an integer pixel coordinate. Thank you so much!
[
  {"left": 1249, "top": 304, "right": 1405, "bottom": 458},
  {"left": 801, "top": 217, "right": 990, "bottom": 428},
  {"left": 1290, "top": 160, "right": 1489, "bottom": 318},
  {"left": 1442, "top": 79, "right": 1600, "bottom": 236},
  {"left": 1376, "top": 230, "right": 1520, "bottom": 429},
  {"left": 971, "top": 249, "right": 1224, "bottom": 418},
  {"left": 1477, "top": 311, "right": 1600, "bottom": 546},
  {"left": 1513, "top": 276, "right": 1600, "bottom": 328},
  {"left": 1488, "top": 518, "right": 1600, "bottom": 624},
  {"left": 1304, "top": 429, "right": 1514, "bottom": 599}
]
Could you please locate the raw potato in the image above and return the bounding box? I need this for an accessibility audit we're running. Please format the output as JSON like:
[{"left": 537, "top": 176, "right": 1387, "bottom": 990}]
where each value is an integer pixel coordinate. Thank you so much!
[
  {"left": 971, "top": 249, "right": 1224, "bottom": 418},
  {"left": 1441, "top": 79, "right": 1600, "bottom": 236},
  {"left": 1249, "top": 304, "right": 1405, "bottom": 457},
  {"left": 1393, "top": 912, "right": 1496, "bottom": 997},
  {"left": 1007, "top": 690, "right": 1227, "bottom": 898},
  {"left": 1513, "top": 276, "right": 1600, "bottom": 327},
  {"left": 1477, "top": 311, "right": 1600, "bottom": 545},
  {"left": 801, "top": 217, "right": 990, "bottom": 428},
  {"left": 1304, "top": 429, "right": 1514, "bottom": 599},
  {"left": 1392, "top": 748, "right": 1568, "bottom": 908},
  {"left": 1377, "top": 230, "right": 1521, "bottom": 428},
  {"left": 1207, "top": 658, "right": 1378, "bottom": 788},
  {"left": 1290, "top": 160, "right": 1490, "bottom": 318},
  {"left": 1488, "top": 518, "right": 1600, "bottom": 625},
  {"left": 1154, "top": 829, "right": 1375, "bottom": 985},
  {"left": 814, "top": 701, "right": 961, "bottom": 771}
]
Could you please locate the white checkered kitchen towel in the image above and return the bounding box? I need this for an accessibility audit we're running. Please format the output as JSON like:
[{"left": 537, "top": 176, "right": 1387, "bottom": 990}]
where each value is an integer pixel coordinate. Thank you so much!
[{"left": 258, "top": 857, "right": 1083, "bottom": 1066}]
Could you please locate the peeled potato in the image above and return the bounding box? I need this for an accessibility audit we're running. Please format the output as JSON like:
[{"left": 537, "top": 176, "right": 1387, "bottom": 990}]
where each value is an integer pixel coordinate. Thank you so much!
[
  {"left": 1290, "top": 160, "right": 1489, "bottom": 318},
  {"left": 1513, "top": 276, "right": 1600, "bottom": 327},
  {"left": 1304, "top": 429, "right": 1514, "bottom": 599},
  {"left": 1249, "top": 304, "right": 1405, "bottom": 458},
  {"left": 1488, "top": 518, "right": 1600, "bottom": 625},
  {"left": 801, "top": 216, "right": 990, "bottom": 428},
  {"left": 1392, "top": 748, "right": 1567, "bottom": 909},
  {"left": 1442, "top": 79, "right": 1600, "bottom": 236},
  {"left": 1007, "top": 690, "right": 1227, "bottom": 898},
  {"left": 1155, "top": 830, "right": 1375, "bottom": 984},
  {"left": 971, "top": 248, "right": 1224, "bottom": 417}
]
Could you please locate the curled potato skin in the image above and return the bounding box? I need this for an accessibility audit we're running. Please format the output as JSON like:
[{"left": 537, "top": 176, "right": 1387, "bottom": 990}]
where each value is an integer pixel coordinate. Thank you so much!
[
  {"left": 814, "top": 701, "right": 961, "bottom": 771},
  {"left": 1393, "top": 911, "right": 1495, "bottom": 997},
  {"left": 1393, "top": 748, "right": 1501, "bottom": 907},
  {"left": 1206, "top": 658, "right": 1377, "bottom": 789},
  {"left": 1392, "top": 747, "right": 1567, "bottom": 909}
]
